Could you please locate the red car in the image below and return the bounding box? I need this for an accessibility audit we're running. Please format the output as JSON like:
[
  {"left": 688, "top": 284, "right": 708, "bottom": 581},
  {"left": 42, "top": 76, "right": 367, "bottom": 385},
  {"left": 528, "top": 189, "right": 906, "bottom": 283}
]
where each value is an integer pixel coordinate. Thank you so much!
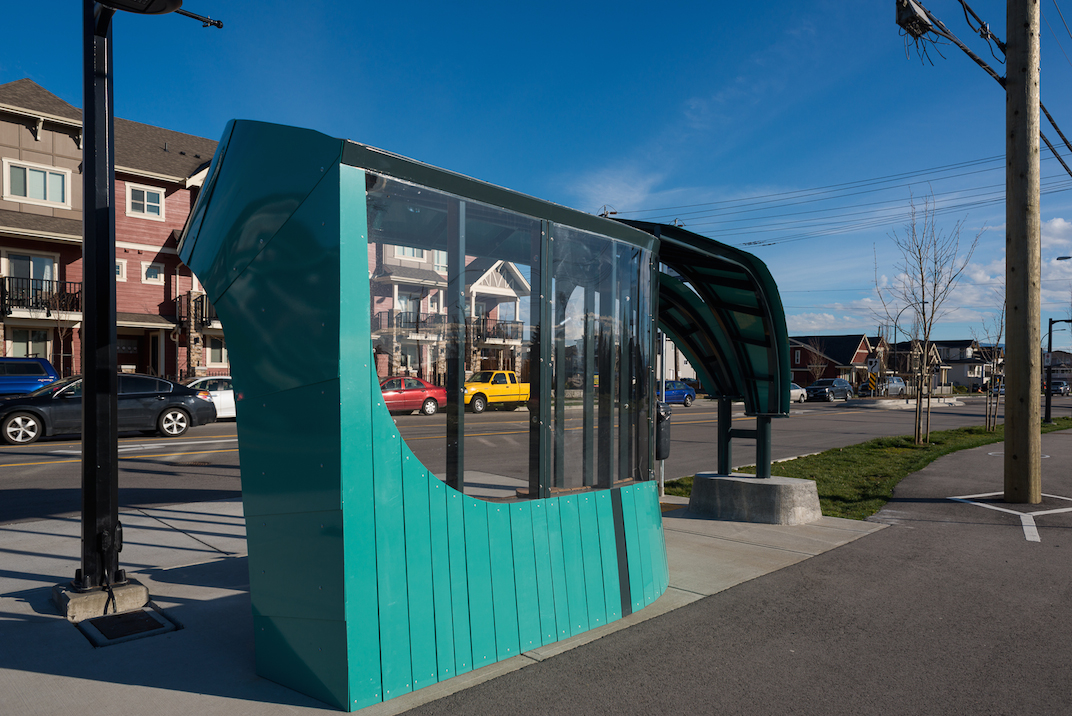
[{"left": 379, "top": 376, "right": 446, "bottom": 415}]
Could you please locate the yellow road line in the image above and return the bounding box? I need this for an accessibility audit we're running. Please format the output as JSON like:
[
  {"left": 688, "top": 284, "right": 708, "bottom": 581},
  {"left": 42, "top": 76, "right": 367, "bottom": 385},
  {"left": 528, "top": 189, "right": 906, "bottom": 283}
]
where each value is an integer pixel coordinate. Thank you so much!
[{"left": 0, "top": 448, "right": 238, "bottom": 468}]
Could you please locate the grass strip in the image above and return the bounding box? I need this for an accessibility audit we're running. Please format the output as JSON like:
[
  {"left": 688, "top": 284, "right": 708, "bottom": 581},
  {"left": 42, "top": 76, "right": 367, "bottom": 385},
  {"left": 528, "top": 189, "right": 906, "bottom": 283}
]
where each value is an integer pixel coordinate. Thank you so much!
[{"left": 663, "top": 418, "right": 1072, "bottom": 521}]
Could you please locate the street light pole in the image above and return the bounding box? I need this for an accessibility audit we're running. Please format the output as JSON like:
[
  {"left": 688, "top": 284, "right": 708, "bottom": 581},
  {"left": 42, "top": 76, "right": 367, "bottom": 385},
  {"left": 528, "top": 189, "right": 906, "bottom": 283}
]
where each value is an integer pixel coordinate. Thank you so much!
[
  {"left": 892, "top": 302, "right": 922, "bottom": 403},
  {"left": 1045, "top": 318, "right": 1072, "bottom": 423}
]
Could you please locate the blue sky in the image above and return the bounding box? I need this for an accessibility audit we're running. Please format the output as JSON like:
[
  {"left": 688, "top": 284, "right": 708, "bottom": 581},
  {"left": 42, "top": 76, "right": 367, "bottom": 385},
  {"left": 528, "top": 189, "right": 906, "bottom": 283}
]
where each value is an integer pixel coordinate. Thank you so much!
[{"left": 4, "top": 1, "right": 1072, "bottom": 350}]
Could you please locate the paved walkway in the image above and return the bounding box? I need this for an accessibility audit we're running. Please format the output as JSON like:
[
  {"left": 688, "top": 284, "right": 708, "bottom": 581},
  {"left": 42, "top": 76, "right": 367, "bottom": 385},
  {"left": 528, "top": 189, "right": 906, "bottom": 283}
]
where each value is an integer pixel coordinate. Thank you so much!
[{"left": 2, "top": 430, "right": 1069, "bottom": 714}]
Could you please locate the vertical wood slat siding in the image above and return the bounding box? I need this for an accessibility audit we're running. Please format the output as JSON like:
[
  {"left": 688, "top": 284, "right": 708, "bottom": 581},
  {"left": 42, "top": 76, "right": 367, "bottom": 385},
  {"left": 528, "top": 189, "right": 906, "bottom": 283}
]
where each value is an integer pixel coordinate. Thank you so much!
[
  {"left": 577, "top": 493, "right": 607, "bottom": 629},
  {"left": 544, "top": 498, "right": 572, "bottom": 641},
  {"left": 427, "top": 478, "right": 456, "bottom": 682},
  {"left": 559, "top": 495, "right": 590, "bottom": 637},
  {"left": 340, "top": 167, "right": 383, "bottom": 710},
  {"left": 402, "top": 455, "right": 437, "bottom": 691},
  {"left": 529, "top": 500, "right": 558, "bottom": 646},
  {"left": 618, "top": 486, "right": 646, "bottom": 613},
  {"left": 510, "top": 502, "right": 542, "bottom": 651},
  {"left": 445, "top": 489, "right": 472, "bottom": 676},
  {"left": 464, "top": 499, "right": 496, "bottom": 669},
  {"left": 595, "top": 490, "right": 623, "bottom": 624},
  {"left": 372, "top": 420, "right": 412, "bottom": 700},
  {"left": 487, "top": 504, "right": 521, "bottom": 660}
]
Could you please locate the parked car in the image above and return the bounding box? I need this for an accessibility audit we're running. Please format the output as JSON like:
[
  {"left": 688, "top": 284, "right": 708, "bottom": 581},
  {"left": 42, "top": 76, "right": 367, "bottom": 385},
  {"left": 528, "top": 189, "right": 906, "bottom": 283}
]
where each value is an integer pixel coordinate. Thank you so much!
[
  {"left": 789, "top": 382, "right": 806, "bottom": 403},
  {"left": 657, "top": 380, "right": 697, "bottom": 407},
  {"left": 0, "top": 357, "right": 59, "bottom": 396},
  {"left": 380, "top": 376, "right": 447, "bottom": 415},
  {"left": 0, "top": 373, "right": 216, "bottom": 445},
  {"left": 882, "top": 376, "right": 907, "bottom": 396},
  {"left": 806, "top": 378, "right": 854, "bottom": 402},
  {"left": 1047, "top": 380, "right": 1070, "bottom": 396},
  {"left": 184, "top": 375, "right": 236, "bottom": 419}
]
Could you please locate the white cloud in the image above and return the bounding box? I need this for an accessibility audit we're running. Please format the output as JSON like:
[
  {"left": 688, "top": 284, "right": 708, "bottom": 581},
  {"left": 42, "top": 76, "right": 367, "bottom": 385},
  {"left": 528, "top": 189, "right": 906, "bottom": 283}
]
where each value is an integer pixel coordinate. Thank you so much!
[{"left": 1042, "top": 217, "right": 1072, "bottom": 249}]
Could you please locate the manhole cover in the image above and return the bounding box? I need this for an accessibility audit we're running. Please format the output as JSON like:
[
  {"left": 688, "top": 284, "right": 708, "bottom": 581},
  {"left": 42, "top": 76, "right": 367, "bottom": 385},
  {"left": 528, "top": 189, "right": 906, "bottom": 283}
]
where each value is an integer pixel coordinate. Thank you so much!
[{"left": 79, "top": 608, "right": 176, "bottom": 646}]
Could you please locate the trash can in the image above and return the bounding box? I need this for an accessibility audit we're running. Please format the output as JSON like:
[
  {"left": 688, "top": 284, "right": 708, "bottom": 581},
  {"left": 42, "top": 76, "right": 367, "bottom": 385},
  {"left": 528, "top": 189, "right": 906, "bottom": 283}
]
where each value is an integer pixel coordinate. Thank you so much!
[{"left": 656, "top": 400, "right": 671, "bottom": 460}]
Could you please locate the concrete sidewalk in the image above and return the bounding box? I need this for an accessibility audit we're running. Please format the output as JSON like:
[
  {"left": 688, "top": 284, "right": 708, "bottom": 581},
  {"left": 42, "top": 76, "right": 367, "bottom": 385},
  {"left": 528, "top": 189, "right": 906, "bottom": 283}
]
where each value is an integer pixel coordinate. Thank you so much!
[{"left": 5, "top": 430, "right": 1068, "bottom": 715}]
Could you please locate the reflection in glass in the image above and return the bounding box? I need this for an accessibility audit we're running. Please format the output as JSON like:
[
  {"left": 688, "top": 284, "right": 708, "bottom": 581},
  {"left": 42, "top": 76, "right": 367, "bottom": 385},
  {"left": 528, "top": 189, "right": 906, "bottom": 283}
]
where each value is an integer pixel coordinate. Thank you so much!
[{"left": 367, "top": 174, "right": 652, "bottom": 502}]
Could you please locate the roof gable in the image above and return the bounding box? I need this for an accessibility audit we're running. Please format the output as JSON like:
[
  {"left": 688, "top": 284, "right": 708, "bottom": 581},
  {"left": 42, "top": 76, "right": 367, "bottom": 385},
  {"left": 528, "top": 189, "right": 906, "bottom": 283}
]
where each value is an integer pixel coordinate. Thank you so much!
[{"left": 0, "top": 78, "right": 217, "bottom": 181}]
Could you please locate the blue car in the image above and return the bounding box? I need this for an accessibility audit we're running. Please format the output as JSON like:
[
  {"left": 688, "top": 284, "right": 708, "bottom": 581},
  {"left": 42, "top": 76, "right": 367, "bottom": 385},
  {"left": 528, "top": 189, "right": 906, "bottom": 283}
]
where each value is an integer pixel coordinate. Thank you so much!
[
  {"left": 657, "top": 380, "right": 696, "bottom": 407},
  {"left": 0, "top": 358, "right": 58, "bottom": 396}
]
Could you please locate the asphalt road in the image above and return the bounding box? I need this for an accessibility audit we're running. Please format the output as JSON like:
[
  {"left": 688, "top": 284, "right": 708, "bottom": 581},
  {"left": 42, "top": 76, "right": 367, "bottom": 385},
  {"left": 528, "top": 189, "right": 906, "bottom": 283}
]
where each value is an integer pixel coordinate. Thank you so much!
[{"left": 2, "top": 394, "right": 1068, "bottom": 524}]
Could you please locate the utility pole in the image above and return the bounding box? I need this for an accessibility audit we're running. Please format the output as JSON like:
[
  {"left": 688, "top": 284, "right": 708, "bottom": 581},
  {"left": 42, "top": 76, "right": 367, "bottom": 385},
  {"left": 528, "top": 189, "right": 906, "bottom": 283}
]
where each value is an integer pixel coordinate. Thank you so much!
[{"left": 1004, "top": 0, "right": 1042, "bottom": 504}]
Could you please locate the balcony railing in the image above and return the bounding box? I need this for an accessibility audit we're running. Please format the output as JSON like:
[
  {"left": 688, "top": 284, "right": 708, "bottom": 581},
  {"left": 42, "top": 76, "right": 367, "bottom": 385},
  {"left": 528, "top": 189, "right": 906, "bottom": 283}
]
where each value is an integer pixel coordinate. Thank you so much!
[
  {"left": 470, "top": 317, "right": 523, "bottom": 342},
  {"left": 372, "top": 311, "right": 449, "bottom": 332},
  {"left": 1, "top": 277, "right": 82, "bottom": 316},
  {"left": 194, "top": 294, "right": 219, "bottom": 327}
]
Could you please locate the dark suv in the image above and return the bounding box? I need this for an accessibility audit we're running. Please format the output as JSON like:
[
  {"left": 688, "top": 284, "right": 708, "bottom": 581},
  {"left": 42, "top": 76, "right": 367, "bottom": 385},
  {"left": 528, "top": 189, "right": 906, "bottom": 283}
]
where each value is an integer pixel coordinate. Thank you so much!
[
  {"left": 0, "top": 358, "right": 59, "bottom": 396},
  {"left": 806, "top": 378, "right": 854, "bottom": 402}
]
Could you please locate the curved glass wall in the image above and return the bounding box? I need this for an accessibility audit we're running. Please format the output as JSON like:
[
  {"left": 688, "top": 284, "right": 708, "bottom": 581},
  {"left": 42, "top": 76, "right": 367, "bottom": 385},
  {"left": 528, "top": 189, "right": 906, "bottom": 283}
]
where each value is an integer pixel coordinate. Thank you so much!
[{"left": 367, "top": 173, "right": 653, "bottom": 500}]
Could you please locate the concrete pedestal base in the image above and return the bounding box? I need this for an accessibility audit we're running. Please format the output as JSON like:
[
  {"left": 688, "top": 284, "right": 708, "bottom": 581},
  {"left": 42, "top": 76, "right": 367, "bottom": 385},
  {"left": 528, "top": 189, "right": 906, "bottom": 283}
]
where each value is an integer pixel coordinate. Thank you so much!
[
  {"left": 52, "top": 579, "right": 149, "bottom": 623},
  {"left": 688, "top": 472, "right": 822, "bottom": 525}
]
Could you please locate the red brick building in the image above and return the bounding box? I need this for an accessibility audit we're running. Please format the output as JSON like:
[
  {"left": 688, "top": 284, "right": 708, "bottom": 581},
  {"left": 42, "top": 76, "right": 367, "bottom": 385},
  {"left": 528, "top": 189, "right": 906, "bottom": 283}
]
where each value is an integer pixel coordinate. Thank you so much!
[{"left": 0, "top": 79, "right": 226, "bottom": 379}]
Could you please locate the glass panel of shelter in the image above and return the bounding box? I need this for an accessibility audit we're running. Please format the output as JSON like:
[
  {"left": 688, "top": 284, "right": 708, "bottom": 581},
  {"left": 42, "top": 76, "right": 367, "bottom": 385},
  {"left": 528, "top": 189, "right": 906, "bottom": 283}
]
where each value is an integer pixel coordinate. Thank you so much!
[{"left": 367, "top": 173, "right": 652, "bottom": 501}]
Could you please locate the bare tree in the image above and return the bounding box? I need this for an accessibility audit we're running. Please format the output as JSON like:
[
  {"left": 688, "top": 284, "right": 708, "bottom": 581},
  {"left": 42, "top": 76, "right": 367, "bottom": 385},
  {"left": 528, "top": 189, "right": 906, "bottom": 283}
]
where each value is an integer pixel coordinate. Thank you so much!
[
  {"left": 877, "top": 192, "right": 982, "bottom": 443},
  {"left": 805, "top": 337, "right": 828, "bottom": 384},
  {"left": 971, "top": 287, "right": 1006, "bottom": 432}
]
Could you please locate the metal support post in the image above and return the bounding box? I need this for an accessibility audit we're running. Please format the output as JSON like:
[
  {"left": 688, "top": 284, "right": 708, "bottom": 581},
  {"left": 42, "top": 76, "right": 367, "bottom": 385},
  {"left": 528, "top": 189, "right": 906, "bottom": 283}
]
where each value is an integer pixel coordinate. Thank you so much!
[
  {"left": 717, "top": 398, "right": 732, "bottom": 474},
  {"left": 755, "top": 416, "right": 772, "bottom": 478},
  {"left": 77, "top": 0, "right": 123, "bottom": 592}
]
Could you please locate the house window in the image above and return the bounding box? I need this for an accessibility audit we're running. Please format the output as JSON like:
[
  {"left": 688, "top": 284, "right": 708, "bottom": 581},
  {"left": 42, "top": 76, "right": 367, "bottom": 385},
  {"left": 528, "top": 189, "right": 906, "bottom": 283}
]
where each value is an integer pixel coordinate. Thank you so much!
[
  {"left": 11, "top": 329, "right": 49, "bottom": 359},
  {"left": 115, "top": 259, "right": 127, "bottom": 282},
  {"left": 3, "top": 159, "right": 71, "bottom": 209},
  {"left": 433, "top": 250, "right": 447, "bottom": 273},
  {"left": 207, "top": 336, "right": 227, "bottom": 365},
  {"left": 794, "top": 349, "right": 801, "bottom": 365},
  {"left": 397, "top": 246, "right": 424, "bottom": 259},
  {"left": 141, "top": 262, "right": 165, "bottom": 285},
  {"left": 126, "top": 183, "right": 165, "bottom": 221}
]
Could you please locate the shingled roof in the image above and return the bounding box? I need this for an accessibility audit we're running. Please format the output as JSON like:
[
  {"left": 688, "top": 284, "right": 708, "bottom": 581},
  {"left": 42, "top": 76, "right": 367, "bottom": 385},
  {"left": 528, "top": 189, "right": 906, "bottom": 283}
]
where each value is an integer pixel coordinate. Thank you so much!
[
  {"left": 0, "top": 78, "right": 217, "bottom": 181},
  {"left": 790, "top": 334, "right": 870, "bottom": 367}
]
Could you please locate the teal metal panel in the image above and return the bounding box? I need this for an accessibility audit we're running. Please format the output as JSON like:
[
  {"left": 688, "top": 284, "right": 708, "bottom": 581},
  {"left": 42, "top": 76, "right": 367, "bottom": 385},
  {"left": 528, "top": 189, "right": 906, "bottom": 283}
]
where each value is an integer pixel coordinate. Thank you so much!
[
  {"left": 427, "top": 478, "right": 455, "bottom": 681},
  {"left": 618, "top": 486, "right": 646, "bottom": 613},
  {"left": 629, "top": 484, "right": 656, "bottom": 606},
  {"left": 246, "top": 510, "right": 344, "bottom": 620},
  {"left": 338, "top": 165, "right": 381, "bottom": 709},
  {"left": 577, "top": 493, "right": 607, "bottom": 629},
  {"left": 372, "top": 412, "right": 412, "bottom": 699},
  {"left": 487, "top": 504, "right": 521, "bottom": 660},
  {"left": 402, "top": 455, "right": 437, "bottom": 691},
  {"left": 640, "top": 482, "right": 670, "bottom": 598},
  {"left": 253, "top": 614, "right": 349, "bottom": 711},
  {"left": 236, "top": 381, "right": 342, "bottom": 518},
  {"left": 445, "top": 489, "right": 472, "bottom": 675},
  {"left": 544, "top": 498, "right": 571, "bottom": 640},
  {"left": 510, "top": 502, "right": 542, "bottom": 651},
  {"left": 559, "top": 495, "right": 589, "bottom": 636},
  {"left": 594, "top": 491, "right": 622, "bottom": 623},
  {"left": 201, "top": 161, "right": 344, "bottom": 401},
  {"left": 529, "top": 499, "right": 558, "bottom": 645},
  {"left": 464, "top": 499, "right": 496, "bottom": 669},
  {"left": 179, "top": 120, "right": 343, "bottom": 308}
]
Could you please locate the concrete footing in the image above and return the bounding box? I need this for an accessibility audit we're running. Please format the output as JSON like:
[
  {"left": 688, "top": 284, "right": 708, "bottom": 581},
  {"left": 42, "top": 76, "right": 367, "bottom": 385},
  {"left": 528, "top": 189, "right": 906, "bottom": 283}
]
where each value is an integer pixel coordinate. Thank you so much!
[
  {"left": 688, "top": 472, "right": 822, "bottom": 525},
  {"left": 52, "top": 578, "right": 150, "bottom": 623}
]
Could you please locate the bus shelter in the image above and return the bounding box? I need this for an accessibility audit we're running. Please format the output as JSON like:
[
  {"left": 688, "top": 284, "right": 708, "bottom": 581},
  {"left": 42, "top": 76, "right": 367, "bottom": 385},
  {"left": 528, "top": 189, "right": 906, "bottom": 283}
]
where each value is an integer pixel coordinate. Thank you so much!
[{"left": 179, "top": 120, "right": 790, "bottom": 710}]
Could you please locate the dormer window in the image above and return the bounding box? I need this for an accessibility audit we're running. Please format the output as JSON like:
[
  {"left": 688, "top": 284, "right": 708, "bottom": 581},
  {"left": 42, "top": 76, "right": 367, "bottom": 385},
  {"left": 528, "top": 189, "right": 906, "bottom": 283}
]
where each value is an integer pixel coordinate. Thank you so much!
[
  {"left": 2, "top": 159, "right": 71, "bottom": 209},
  {"left": 126, "top": 182, "right": 165, "bottom": 221}
]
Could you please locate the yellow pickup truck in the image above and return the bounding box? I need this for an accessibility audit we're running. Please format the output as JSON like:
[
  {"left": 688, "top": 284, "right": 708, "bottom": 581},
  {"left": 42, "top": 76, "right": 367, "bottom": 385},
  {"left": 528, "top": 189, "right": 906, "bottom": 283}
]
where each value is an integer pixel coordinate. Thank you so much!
[{"left": 463, "top": 370, "right": 530, "bottom": 413}]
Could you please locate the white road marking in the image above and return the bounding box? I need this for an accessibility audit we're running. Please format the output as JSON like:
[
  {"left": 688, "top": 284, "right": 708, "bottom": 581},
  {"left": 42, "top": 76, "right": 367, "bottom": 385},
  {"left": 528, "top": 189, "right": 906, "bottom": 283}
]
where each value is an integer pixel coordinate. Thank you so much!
[
  {"left": 50, "top": 438, "right": 238, "bottom": 456},
  {"left": 949, "top": 491, "right": 1072, "bottom": 542}
]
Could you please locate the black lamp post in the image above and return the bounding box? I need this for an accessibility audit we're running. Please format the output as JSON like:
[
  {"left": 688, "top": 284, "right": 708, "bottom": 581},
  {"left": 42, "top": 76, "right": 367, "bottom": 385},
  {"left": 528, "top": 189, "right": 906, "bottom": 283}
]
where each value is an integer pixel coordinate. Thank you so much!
[
  {"left": 1044, "top": 319, "right": 1071, "bottom": 424},
  {"left": 75, "top": 0, "right": 219, "bottom": 596}
]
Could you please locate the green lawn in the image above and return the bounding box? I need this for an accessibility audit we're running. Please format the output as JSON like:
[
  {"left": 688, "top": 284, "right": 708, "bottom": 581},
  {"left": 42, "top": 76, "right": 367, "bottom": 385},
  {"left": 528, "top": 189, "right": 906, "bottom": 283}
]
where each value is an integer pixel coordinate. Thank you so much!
[{"left": 663, "top": 417, "right": 1072, "bottom": 520}]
